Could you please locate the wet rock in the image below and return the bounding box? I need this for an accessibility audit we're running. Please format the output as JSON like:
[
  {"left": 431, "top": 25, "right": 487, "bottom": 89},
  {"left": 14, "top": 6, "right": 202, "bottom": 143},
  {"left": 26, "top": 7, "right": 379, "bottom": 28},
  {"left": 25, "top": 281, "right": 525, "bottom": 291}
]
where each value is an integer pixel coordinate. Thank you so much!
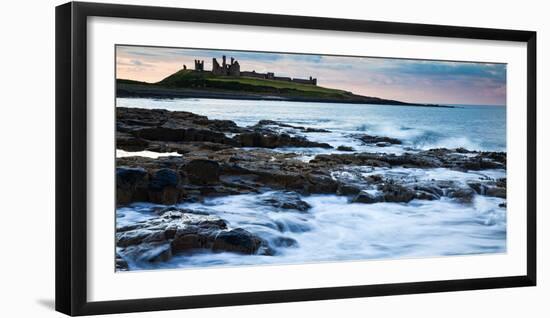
[
  {"left": 376, "top": 142, "right": 392, "bottom": 147},
  {"left": 352, "top": 191, "right": 381, "bottom": 204},
  {"left": 116, "top": 132, "right": 149, "bottom": 151},
  {"left": 212, "top": 228, "right": 263, "bottom": 254},
  {"left": 235, "top": 132, "right": 332, "bottom": 149},
  {"left": 413, "top": 183, "right": 444, "bottom": 198},
  {"left": 304, "top": 127, "right": 331, "bottom": 133},
  {"left": 414, "top": 191, "right": 439, "bottom": 201},
  {"left": 337, "top": 145, "right": 355, "bottom": 151},
  {"left": 365, "top": 174, "right": 383, "bottom": 184},
  {"left": 358, "top": 134, "right": 401, "bottom": 145},
  {"left": 183, "top": 159, "right": 220, "bottom": 185},
  {"left": 379, "top": 183, "right": 416, "bottom": 203},
  {"left": 148, "top": 168, "right": 182, "bottom": 205},
  {"left": 486, "top": 186, "right": 506, "bottom": 198},
  {"left": 310, "top": 148, "right": 505, "bottom": 171},
  {"left": 115, "top": 253, "right": 129, "bottom": 271},
  {"left": 171, "top": 228, "right": 208, "bottom": 251},
  {"left": 447, "top": 187, "right": 476, "bottom": 204},
  {"left": 124, "top": 243, "right": 173, "bottom": 263},
  {"left": 117, "top": 107, "right": 241, "bottom": 149},
  {"left": 253, "top": 120, "right": 330, "bottom": 133},
  {"left": 116, "top": 167, "right": 148, "bottom": 205},
  {"left": 305, "top": 173, "right": 339, "bottom": 194},
  {"left": 117, "top": 209, "right": 266, "bottom": 265},
  {"left": 467, "top": 182, "right": 486, "bottom": 195},
  {"left": 337, "top": 183, "right": 362, "bottom": 195},
  {"left": 261, "top": 192, "right": 311, "bottom": 212}
]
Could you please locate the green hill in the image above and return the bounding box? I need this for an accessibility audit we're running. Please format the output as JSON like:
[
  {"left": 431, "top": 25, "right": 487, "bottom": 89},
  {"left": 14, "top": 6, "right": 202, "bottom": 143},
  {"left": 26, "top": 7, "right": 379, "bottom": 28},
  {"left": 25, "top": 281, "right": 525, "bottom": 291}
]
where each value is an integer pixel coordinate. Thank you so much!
[
  {"left": 156, "top": 69, "right": 354, "bottom": 100},
  {"left": 116, "top": 70, "right": 450, "bottom": 107}
]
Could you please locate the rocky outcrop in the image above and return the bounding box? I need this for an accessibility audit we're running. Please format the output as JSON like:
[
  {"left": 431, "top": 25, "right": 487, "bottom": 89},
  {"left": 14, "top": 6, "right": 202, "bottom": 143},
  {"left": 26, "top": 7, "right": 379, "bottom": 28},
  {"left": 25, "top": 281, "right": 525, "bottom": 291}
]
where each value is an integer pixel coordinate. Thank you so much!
[
  {"left": 337, "top": 145, "right": 355, "bottom": 152},
  {"left": 310, "top": 148, "right": 505, "bottom": 171},
  {"left": 116, "top": 145, "right": 507, "bottom": 207},
  {"left": 117, "top": 107, "right": 332, "bottom": 152},
  {"left": 115, "top": 108, "right": 507, "bottom": 207},
  {"left": 235, "top": 132, "right": 332, "bottom": 149},
  {"left": 357, "top": 134, "right": 402, "bottom": 146},
  {"left": 261, "top": 192, "right": 312, "bottom": 212},
  {"left": 116, "top": 208, "right": 270, "bottom": 266},
  {"left": 252, "top": 119, "right": 331, "bottom": 133}
]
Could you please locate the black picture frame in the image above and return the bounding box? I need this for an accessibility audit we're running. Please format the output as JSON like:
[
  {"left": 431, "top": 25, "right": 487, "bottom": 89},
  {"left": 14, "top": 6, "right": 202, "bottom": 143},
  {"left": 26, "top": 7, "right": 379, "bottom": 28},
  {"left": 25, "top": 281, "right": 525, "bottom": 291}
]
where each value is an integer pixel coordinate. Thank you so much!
[{"left": 55, "top": 1, "right": 537, "bottom": 316}]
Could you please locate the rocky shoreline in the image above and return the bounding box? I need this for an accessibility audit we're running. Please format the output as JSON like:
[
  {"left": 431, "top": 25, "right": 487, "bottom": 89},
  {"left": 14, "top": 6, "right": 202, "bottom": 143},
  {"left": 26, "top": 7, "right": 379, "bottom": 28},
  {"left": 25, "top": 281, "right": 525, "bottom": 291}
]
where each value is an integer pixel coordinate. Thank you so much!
[{"left": 115, "top": 107, "right": 506, "bottom": 270}]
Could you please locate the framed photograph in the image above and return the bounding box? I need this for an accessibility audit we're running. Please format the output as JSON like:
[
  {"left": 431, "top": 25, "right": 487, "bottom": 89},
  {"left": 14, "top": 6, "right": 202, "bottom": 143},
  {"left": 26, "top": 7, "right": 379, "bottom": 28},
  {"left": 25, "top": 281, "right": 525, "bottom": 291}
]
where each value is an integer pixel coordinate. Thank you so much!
[{"left": 55, "top": 1, "right": 536, "bottom": 316}]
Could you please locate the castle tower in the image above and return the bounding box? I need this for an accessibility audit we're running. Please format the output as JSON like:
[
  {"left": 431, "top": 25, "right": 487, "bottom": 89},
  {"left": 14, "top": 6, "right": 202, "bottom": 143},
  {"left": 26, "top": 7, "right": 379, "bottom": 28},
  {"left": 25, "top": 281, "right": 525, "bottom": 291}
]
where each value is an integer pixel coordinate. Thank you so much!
[
  {"left": 212, "top": 58, "right": 222, "bottom": 75},
  {"left": 222, "top": 55, "right": 227, "bottom": 68},
  {"left": 194, "top": 59, "right": 204, "bottom": 71},
  {"left": 228, "top": 60, "right": 240, "bottom": 76}
]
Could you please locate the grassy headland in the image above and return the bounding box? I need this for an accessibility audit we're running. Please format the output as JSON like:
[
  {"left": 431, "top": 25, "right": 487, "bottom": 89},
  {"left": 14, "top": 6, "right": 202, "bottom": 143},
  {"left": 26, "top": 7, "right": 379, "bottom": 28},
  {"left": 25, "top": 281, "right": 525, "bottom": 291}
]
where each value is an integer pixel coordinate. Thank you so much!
[{"left": 117, "top": 70, "right": 452, "bottom": 107}]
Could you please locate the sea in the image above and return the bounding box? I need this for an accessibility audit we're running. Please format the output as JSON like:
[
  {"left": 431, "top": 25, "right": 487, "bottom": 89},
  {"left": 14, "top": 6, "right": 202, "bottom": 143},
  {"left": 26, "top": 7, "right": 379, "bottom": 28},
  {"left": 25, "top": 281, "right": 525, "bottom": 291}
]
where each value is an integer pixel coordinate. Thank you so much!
[{"left": 116, "top": 97, "right": 507, "bottom": 270}]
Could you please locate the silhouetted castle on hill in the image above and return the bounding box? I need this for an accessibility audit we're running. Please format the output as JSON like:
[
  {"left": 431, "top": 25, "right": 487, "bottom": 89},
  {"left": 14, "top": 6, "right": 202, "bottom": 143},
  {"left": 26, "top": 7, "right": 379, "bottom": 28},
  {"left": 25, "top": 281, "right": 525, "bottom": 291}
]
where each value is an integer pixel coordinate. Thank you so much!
[{"left": 189, "top": 55, "right": 317, "bottom": 85}]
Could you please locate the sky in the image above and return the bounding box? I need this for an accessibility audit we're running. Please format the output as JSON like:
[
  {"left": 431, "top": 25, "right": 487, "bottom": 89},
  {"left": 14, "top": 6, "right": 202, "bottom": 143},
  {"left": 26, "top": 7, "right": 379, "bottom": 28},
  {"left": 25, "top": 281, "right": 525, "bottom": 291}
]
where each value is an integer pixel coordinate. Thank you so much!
[{"left": 116, "top": 45, "right": 506, "bottom": 106}]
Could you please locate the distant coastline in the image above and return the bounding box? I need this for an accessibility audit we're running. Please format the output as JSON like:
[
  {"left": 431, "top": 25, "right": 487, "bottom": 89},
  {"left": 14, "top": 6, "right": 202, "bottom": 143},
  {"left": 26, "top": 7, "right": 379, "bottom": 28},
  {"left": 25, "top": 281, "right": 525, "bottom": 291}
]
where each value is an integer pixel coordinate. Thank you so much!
[{"left": 116, "top": 81, "right": 454, "bottom": 108}]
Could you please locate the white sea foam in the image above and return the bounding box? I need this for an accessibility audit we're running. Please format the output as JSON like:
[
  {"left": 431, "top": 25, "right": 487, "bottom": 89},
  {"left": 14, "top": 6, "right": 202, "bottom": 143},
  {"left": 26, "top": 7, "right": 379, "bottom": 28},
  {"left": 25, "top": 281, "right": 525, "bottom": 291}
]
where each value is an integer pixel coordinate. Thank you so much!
[
  {"left": 122, "top": 189, "right": 505, "bottom": 270},
  {"left": 116, "top": 149, "right": 181, "bottom": 158}
]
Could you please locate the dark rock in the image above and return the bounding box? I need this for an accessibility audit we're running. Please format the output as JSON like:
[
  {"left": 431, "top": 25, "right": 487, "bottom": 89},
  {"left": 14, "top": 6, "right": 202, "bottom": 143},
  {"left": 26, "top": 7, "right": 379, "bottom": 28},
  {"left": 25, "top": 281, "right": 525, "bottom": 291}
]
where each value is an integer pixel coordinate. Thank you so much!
[
  {"left": 171, "top": 228, "right": 206, "bottom": 251},
  {"left": 253, "top": 120, "right": 330, "bottom": 133},
  {"left": 212, "top": 228, "right": 263, "bottom": 254},
  {"left": 358, "top": 134, "right": 401, "bottom": 145},
  {"left": 486, "top": 186, "right": 506, "bottom": 198},
  {"left": 148, "top": 168, "right": 182, "bottom": 205},
  {"left": 496, "top": 178, "right": 507, "bottom": 188},
  {"left": 352, "top": 191, "right": 380, "bottom": 204},
  {"left": 183, "top": 159, "right": 220, "bottom": 185},
  {"left": 124, "top": 243, "right": 173, "bottom": 263},
  {"left": 116, "top": 167, "right": 148, "bottom": 205},
  {"left": 337, "top": 145, "right": 355, "bottom": 151},
  {"left": 116, "top": 132, "right": 149, "bottom": 151},
  {"left": 365, "top": 174, "right": 383, "bottom": 183},
  {"left": 235, "top": 132, "right": 332, "bottom": 149},
  {"left": 379, "top": 183, "right": 416, "bottom": 203},
  {"left": 447, "top": 187, "right": 476, "bottom": 204},
  {"left": 337, "top": 184, "right": 362, "bottom": 195},
  {"left": 115, "top": 253, "right": 129, "bottom": 271},
  {"left": 414, "top": 191, "right": 439, "bottom": 200},
  {"left": 117, "top": 229, "right": 162, "bottom": 247},
  {"left": 310, "top": 148, "right": 505, "bottom": 171},
  {"left": 413, "top": 183, "right": 444, "bottom": 198},
  {"left": 305, "top": 173, "right": 339, "bottom": 194},
  {"left": 376, "top": 142, "right": 392, "bottom": 147},
  {"left": 149, "top": 168, "right": 179, "bottom": 190},
  {"left": 304, "top": 127, "right": 331, "bottom": 133},
  {"left": 467, "top": 182, "right": 486, "bottom": 195},
  {"left": 117, "top": 209, "right": 266, "bottom": 263},
  {"left": 261, "top": 192, "right": 311, "bottom": 212}
]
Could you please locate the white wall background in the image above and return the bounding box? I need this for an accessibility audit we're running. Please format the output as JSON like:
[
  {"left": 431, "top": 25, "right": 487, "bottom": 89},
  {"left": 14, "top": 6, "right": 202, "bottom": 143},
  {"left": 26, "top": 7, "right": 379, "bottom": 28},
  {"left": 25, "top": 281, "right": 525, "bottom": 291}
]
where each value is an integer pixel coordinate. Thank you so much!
[{"left": 0, "top": 0, "right": 547, "bottom": 316}]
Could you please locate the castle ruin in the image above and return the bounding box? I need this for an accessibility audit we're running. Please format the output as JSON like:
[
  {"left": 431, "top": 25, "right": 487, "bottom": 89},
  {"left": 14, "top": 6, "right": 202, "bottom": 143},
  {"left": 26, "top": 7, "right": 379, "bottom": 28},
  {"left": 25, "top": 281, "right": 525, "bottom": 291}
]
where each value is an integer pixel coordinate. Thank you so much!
[
  {"left": 189, "top": 55, "right": 317, "bottom": 85},
  {"left": 194, "top": 59, "right": 204, "bottom": 71}
]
